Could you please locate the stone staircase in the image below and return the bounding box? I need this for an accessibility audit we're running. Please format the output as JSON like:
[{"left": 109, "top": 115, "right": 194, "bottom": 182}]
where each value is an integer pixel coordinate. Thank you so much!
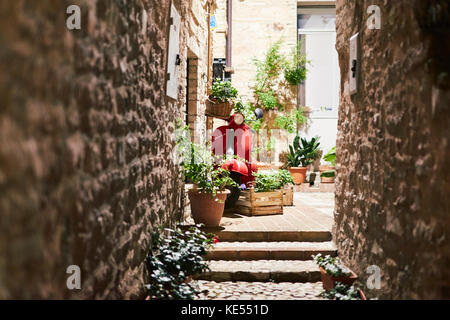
[{"left": 195, "top": 230, "right": 336, "bottom": 284}]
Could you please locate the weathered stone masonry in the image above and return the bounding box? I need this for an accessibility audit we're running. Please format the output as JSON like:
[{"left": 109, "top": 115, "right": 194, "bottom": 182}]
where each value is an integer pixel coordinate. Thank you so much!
[
  {"left": 334, "top": 0, "right": 450, "bottom": 299},
  {"left": 0, "top": 0, "right": 214, "bottom": 299}
]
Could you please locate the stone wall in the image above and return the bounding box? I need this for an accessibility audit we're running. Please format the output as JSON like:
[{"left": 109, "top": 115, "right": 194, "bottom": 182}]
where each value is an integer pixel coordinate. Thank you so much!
[
  {"left": 334, "top": 0, "right": 450, "bottom": 299},
  {"left": 0, "top": 0, "right": 214, "bottom": 299}
]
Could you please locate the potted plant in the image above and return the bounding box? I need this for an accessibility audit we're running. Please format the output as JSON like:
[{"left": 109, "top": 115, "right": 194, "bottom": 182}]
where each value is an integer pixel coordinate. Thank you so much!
[
  {"left": 206, "top": 79, "right": 238, "bottom": 119},
  {"left": 236, "top": 171, "right": 284, "bottom": 216},
  {"left": 320, "top": 282, "right": 367, "bottom": 300},
  {"left": 287, "top": 136, "right": 321, "bottom": 185},
  {"left": 313, "top": 254, "right": 358, "bottom": 291},
  {"left": 145, "top": 225, "right": 215, "bottom": 300},
  {"left": 320, "top": 146, "right": 336, "bottom": 183},
  {"left": 178, "top": 129, "right": 238, "bottom": 226}
]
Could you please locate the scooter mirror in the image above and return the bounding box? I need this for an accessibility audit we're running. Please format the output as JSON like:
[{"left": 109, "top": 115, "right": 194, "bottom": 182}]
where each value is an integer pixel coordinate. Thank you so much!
[{"left": 254, "top": 108, "right": 264, "bottom": 120}]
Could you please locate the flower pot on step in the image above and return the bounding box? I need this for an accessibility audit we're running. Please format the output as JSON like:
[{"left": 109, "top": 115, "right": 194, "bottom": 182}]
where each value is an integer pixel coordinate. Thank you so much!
[
  {"left": 188, "top": 189, "right": 230, "bottom": 227},
  {"left": 289, "top": 167, "right": 307, "bottom": 185},
  {"left": 319, "top": 266, "right": 358, "bottom": 291}
]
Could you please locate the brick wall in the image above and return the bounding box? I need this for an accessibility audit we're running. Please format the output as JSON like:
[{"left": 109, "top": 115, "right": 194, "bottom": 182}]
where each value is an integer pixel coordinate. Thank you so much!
[
  {"left": 334, "top": 0, "right": 450, "bottom": 299},
  {"left": 0, "top": 0, "right": 214, "bottom": 299}
]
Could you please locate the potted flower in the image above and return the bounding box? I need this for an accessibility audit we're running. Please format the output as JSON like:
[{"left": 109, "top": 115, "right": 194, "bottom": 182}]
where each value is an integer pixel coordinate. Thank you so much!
[
  {"left": 287, "top": 136, "right": 321, "bottom": 185},
  {"left": 313, "top": 254, "right": 358, "bottom": 291},
  {"left": 206, "top": 79, "right": 238, "bottom": 119},
  {"left": 320, "top": 146, "right": 336, "bottom": 183}
]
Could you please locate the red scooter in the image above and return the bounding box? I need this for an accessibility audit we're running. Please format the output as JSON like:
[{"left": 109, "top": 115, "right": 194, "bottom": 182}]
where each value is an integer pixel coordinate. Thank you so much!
[{"left": 211, "top": 109, "right": 264, "bottom": 209}]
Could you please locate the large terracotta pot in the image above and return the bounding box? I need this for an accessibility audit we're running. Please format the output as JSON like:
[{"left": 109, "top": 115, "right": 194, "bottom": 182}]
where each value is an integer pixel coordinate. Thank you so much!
[
  {"left": 288, "top": 167, "right": 307, "bottom": 185},
  {"left": 188, "top": 189, "right": 230, "bottom": 227},
  {"left": 319, "top": 165, "right": 336, "bottom": 184}
]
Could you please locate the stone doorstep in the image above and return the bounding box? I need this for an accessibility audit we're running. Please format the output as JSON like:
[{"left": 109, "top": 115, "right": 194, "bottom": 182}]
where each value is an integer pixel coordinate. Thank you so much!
[
  {"left": 216, "top": 230, "right": 332, "bottom": 242},
  {"left": 195, "top": 260, "right": 321, "bottom": 283},
  {"left": 206, "top": 241, "right": 337, "bottom": 261}
]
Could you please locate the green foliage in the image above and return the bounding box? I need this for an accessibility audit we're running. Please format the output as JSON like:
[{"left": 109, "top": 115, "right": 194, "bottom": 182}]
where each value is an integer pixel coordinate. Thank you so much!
[
  {"left": 287, "top": 136, "right": 321, "bottom": 167},
  {"left": 233, "top": 100, "right": 263, "bottom": 131},
  {"left": 253, "top": 170, "right": 294, "bottom": 192},
  {"left": 312, "top": 254, "right": 352, "bottom": 277},
  {"left": 283, "top": 41, "right": 308, "bottom": 85},
  {"left": 278, "top": 169, "right": 294, "bottom": 186},
  {"left": 256, "top": 90, "right": 279, "bottom": 110},
  {"left": 145, "top": 225, "right": 215, "bottom": 300},
  {"left": 275, "top": 108, "right": 307, "bottom": 134},
  {"left": 323, "top": 146, "right": 336, "bottom": 166},
  {"left": 210, "top": 79, "right": 238, "bottom": 103},
  {"left": 320, "top": 170, "right": 336, "bottom": 178},
  {"left": 252, "top": 40, "right": 285, "bottom": 111},
  {"left": 320, "top": 282, "right": 363, "bottom": 300},
  {"left": 176, "top": 122, "right": 238, "bottom": 195}
]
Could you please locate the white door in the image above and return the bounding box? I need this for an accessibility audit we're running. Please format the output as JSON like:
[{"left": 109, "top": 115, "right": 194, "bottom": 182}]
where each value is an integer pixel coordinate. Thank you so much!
[{"left": 298, "top": 7, "right": 339, "bottom": 159}]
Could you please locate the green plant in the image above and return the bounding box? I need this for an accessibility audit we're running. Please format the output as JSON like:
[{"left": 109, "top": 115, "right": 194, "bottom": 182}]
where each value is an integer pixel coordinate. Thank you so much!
[
  {"left": 210, "top": 79, "right": 238, "bottom": 103},
  {"left": 320, "top": 170, "right": 336, "bottom": 178},
  {"left": 287, "top": 136, "right": 321, "bottom": 167},
  {"left": 275, "top": 108, "right": 308, "bottom": 134},
  {"left": 145, "top": 225, "right": 215, "bottom": 300},
  {"left": 253, "top": 171, "right": 281, "bottom": 192},
  {"left": 283, "top": 41, "right": 308, "bottom": 85},
  {"left": 252, "top": 40, "right": 285, "bottom": 111},
  {"left": 176, "top": 122, "right": 238, "bottom": 195},
  {"left": 320, "top": 282, "right": 363, "bottom": 300},
  {"left": 323, "top": 146, "right": 336, "bottom": 166},
  {"left": 253, "top": 170, "right": 293, "bottom": 192},
  {"left": 312, "top": 254, "right": 351, "bottom": 277},
  {"left": 278, "top": 169, "right": 294, "bottom": 186}
]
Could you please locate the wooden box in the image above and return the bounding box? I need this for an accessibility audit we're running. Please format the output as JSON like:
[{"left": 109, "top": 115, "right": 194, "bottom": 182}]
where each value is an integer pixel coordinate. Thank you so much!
[
  {"left": 236, "top": 189, "right": 283, "bottom": 216},
  {"left": 282, "top": 185, "right": 294, "bottom": 206}
]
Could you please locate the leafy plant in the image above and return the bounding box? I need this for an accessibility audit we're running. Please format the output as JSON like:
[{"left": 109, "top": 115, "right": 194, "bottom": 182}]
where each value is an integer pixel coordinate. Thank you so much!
[
  {"left": 275, "top": 108, "right": 308, "bottom": 134},
  {"left": 253, "top": 171, "right": 282, "bottom": 192},
  {"left": 145, "top": 225, "right": 215, "bottom": 300},
  {"left": 320, "top": 170, "right": 336, "bottom": 178},
  {"left": 287, "top": 136, "right": 321, "bottom": 167},
  {"left": 320, "top": 282, "right": 364, "bottom": 300},
  {"left": 323, "top": 146, "right": 336, "bottom": 166},
  {"left": 278, "top": 169, "right": 294, "bottom": 187},
  {"left": 176, "top": 122, "right": 238, "bottom": 195},
  {"left": 252, "top": 40, "right": 285, "bottom": 111},
  {"left": 312, "top": 254, "right": 352, "bottom": 277},
  {"left": 210, "top": 79, "right": 238, "bottom": 103},
  {"left": 253, "top": 170, "right": 293, "bottom": 192},
  {"left": 283, "top": 41, "right": 309, "bottom": 85}
]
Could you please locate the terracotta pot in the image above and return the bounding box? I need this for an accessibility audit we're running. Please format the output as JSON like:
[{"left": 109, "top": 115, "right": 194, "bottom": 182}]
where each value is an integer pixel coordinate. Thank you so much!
[
  {"left": 319, "top": 165, "right": 335, "bottom": 184},
  {"left": 188, "top": 189, "right": 230, "bottom": 227},
  {"left": 289, "top": 167, "right": 307, "bottom": 185},
  {"left": 359, "top": 290, "right": 367, "bottom": 300},
  {"left": 319, "top": 266, "right": 358, "bottom": 291}
]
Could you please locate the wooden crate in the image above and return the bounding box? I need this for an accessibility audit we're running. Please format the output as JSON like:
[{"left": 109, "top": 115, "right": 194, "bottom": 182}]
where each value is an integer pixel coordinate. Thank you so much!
[
  {"left": 236, "top": 189, "right": 283, "bottom": 216},
  {"left": 282, "top": 185, "right": 294, "bottom": 206}
]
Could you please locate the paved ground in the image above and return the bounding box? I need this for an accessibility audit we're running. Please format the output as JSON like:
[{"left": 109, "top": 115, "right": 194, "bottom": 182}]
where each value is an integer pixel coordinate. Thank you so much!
[
  {"left": 218, "top": 192, "right": 334, "bottom": 232},
  {"left": 194, "top": 280, "right": 324, "bottom": 300}
]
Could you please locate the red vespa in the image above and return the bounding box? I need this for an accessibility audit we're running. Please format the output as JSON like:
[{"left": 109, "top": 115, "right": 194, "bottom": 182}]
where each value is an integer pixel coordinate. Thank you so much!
[{"left": 211, "top": 108, "right": 264, "bottom": 209}]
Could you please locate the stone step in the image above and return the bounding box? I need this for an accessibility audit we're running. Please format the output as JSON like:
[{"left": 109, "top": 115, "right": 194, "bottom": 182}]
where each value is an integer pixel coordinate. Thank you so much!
[
  {"left": 207, "top": 241, "right": 337, "bottom": 261},
  {"left": 215, "top": 230, "right": 332, "bottom": 242},
  {"left": 195, "top": 260, "right": 321, "bottom": 283}
]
